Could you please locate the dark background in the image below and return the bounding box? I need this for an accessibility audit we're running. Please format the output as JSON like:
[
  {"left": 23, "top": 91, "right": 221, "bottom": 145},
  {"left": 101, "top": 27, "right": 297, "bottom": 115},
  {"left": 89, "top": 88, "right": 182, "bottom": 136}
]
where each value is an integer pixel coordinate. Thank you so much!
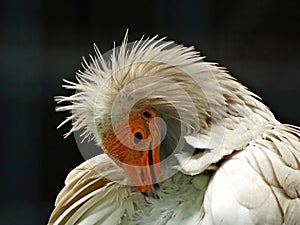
[{"left": 0, "top": 0, "right": 299, "bottom": 224}]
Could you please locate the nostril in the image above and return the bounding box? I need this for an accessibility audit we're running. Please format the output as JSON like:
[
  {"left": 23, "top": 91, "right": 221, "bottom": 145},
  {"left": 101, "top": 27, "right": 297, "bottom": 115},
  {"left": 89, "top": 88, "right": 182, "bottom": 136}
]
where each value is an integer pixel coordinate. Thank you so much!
[{"left": 134, "top": 132, "right": 143, "bottom": 144}]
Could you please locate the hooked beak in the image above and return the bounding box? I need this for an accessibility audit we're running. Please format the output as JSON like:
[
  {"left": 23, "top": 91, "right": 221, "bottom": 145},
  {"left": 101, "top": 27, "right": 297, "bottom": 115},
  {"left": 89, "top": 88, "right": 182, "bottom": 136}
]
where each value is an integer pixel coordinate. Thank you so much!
[
  {"left": 121, "top": 143, "right": 161, "bottom": 194},
  {"left": 101, "top": 108, "right": 162, "bottom": 195}
]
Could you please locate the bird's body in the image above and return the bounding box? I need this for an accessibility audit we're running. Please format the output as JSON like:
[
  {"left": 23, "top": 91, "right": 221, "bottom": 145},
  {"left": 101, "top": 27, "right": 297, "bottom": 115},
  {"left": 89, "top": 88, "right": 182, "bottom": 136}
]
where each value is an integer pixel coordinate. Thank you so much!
[
  {"left": 49, "top": 34, "right": 300, "bottom": 225},
  {"left": 49, "top": 154, "right": 211, "bottom": 225}
]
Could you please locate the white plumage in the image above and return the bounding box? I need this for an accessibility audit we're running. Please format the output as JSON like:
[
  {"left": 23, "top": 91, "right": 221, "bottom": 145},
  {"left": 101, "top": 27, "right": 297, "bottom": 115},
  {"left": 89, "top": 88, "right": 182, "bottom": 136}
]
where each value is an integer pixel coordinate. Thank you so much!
[{"left": 49, "top": 33, "right": 300, "bottom": 225}]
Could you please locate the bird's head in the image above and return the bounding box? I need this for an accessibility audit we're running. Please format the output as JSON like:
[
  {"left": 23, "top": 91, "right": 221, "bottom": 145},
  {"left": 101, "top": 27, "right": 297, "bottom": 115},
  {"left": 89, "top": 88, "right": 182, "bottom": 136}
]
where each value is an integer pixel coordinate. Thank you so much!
[
  {"left": 85, "top": 57, "right": 210, "bottom": 196},
  {"left": 56, "top": 33, "right": 273, "bottom": 196},
  {"left": 100, "top": 107, "right": 163, "bottom": 194}
]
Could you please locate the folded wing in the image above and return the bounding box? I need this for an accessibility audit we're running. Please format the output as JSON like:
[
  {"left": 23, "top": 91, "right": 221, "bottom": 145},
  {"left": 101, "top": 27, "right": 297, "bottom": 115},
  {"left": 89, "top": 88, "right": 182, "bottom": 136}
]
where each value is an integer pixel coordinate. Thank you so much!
[
  {"left": 202, "top": 124, "right": 300, "bottom": 225},
  {"left": 48, "top": 154, "right": 138, "bottom": 225}
]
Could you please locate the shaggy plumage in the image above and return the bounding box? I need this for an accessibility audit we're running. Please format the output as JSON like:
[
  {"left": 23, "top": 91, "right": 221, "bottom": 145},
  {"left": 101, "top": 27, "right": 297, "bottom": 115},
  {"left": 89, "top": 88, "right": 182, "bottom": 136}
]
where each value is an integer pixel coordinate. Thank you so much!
[{"left": 49, "top": 33, "right": 300, "bottom": 225}]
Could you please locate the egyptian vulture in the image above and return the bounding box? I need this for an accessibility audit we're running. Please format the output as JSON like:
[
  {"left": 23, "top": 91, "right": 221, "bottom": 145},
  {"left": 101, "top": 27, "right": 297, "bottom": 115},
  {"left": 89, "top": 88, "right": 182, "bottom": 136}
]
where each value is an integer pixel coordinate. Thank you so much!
[{"left": 48, "top": 34, "right": 300, "bottom": 225}]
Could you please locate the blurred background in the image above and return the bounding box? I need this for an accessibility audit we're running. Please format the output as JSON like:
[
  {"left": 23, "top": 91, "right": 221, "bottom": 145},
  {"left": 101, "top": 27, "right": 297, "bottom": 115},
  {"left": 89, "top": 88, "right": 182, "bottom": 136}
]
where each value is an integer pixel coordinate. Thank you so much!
[{"left": 0, "top": 0, "right": 299, "bottom": 224}]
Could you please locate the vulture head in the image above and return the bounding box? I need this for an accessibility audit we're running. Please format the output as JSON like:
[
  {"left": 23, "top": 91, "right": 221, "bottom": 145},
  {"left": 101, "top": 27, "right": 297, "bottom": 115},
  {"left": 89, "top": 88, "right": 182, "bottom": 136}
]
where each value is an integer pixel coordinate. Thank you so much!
[{"left": 56, "top": 33, "right": 274, "bottom": 197}]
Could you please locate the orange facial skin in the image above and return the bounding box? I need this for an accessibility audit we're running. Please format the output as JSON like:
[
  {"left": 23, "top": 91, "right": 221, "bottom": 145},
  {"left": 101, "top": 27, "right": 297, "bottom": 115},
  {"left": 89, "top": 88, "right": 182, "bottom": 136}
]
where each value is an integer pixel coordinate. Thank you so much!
[{"left": 101, "top": 108, "right": 161, "bottom": 193}]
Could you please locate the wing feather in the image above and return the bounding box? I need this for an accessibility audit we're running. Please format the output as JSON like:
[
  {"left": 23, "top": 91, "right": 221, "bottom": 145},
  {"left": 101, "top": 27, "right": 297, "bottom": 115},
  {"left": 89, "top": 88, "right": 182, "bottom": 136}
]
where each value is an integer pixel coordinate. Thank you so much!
[
  {"left": 203, "top": 124, "right": 300, "bottom": 225},
  {"left": 48, "top": 154, "right": 138, "bottom": 225}
]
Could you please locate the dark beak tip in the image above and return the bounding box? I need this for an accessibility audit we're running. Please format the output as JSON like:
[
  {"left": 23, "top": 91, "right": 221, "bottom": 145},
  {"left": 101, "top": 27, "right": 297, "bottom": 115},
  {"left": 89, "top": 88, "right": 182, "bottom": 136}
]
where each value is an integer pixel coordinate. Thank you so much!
[
  {"left": 141, "top": 190, "right": 148, "bottom": 197},
  {"left": 142, "top": 188, "right": 160, "bottom": 199}
]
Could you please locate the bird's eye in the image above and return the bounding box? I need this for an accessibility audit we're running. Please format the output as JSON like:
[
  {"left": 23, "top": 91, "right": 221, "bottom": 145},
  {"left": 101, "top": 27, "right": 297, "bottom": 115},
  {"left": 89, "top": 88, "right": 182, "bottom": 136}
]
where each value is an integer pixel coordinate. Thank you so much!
[
  {"left": 134, "top": 132, "right": 143, "bottom": 144},
  {"left": 143, "top": 111, "right": 151, "bottom": 119}
]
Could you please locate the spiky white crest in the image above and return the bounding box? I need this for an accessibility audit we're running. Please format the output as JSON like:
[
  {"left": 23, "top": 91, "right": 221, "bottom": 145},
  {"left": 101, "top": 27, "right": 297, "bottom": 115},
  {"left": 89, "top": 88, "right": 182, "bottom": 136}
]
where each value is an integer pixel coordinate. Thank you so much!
[
  {"left": 56, "top": 33, "right": 211, "bottom": 142},
  {"left": 56, "top": 32, "right": 278, "bottom": 174}
]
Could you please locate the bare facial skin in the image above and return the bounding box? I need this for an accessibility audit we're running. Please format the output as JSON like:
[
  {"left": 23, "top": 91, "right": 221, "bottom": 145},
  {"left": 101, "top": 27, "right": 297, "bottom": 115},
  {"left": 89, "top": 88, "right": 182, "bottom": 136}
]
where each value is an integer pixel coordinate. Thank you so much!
[{"left": 101, "top": 108, "right": 161, "bottom": 193}]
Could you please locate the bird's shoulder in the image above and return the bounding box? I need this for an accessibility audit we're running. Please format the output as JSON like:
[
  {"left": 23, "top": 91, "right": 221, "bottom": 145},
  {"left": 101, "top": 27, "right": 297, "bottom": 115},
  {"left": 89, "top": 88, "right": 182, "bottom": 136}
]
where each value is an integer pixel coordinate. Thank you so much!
[{"left": 202, "top": 124, "right": 300, "bottom": 224}]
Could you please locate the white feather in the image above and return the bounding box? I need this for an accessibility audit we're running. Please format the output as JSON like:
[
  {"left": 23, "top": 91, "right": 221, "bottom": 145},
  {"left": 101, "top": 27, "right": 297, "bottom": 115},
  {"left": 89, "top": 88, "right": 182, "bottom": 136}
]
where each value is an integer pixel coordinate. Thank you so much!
[
  {"left": 49, "top": 34, "right": 300, "bottom": 225},
  {"left": 202, "top": 125, "right": 300, "bottom": 225}
]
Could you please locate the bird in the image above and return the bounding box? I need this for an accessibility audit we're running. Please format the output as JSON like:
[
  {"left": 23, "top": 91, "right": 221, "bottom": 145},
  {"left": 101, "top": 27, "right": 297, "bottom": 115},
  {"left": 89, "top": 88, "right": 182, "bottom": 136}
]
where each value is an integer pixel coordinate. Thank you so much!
[{"left": 48, "top": 33, "right": 300, "bottom": 225}]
